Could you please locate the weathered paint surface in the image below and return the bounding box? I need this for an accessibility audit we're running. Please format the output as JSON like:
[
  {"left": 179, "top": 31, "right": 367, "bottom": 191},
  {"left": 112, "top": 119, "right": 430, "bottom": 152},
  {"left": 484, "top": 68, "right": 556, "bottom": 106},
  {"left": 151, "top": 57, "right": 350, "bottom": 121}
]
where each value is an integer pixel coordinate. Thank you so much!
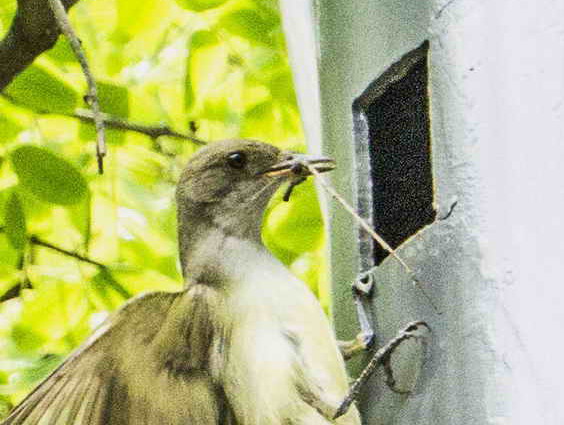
[{"left": 281, "top": 0, "right": 564, "bottom": 424}]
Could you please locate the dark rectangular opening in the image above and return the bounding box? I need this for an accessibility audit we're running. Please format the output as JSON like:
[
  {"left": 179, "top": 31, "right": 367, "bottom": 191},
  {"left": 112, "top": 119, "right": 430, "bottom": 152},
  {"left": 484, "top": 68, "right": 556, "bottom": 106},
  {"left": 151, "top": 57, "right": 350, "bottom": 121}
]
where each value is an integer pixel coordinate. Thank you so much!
[{"left": 353, "top": 41, "right": 436, "bottom": 266}]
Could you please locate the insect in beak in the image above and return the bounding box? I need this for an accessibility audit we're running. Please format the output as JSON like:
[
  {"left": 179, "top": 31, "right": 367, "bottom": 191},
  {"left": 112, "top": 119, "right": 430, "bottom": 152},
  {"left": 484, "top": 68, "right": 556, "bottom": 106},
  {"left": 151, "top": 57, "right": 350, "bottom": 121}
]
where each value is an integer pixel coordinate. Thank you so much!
[{"left": 260, "top": 153, "right": 336, "bottom": 201}]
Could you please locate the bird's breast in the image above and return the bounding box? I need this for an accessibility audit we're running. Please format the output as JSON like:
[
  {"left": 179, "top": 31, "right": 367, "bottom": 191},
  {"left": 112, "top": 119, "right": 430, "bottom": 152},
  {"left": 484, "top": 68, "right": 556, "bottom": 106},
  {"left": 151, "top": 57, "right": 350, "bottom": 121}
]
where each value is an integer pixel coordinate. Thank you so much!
[
  {"left": 218, "top": 258, "right": 303, "bottom": 424},
  {"left": 208, "top": 240, "right": 346, "bottom": 424},
  {"left": 192, "top": 237, "right": 352, "bottom": 424}
]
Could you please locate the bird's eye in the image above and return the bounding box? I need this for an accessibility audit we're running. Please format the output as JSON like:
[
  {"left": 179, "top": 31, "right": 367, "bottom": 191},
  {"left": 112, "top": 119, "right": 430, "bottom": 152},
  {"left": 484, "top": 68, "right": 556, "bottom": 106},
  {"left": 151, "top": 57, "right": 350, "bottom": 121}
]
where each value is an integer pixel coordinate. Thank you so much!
[{"left": 227, "top": 152, "right": 247, "bottom": 169}]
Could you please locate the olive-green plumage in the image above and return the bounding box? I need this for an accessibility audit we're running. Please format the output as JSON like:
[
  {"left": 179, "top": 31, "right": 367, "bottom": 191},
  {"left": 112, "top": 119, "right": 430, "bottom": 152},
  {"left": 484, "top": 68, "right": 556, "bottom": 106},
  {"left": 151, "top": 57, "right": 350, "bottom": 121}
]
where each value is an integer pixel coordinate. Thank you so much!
[{"left": 2, "top": 139, "right": 360, "bottom": 425}]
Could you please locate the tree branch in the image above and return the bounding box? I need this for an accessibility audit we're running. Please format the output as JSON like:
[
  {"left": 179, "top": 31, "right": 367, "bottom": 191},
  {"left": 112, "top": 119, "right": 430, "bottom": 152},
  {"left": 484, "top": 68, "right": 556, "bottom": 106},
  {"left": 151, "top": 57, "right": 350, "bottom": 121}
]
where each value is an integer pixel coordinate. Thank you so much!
[
  {"left": 73, "top": 109, "right": 206, "bottom": 145},
  {"left": 0, "top": 248, "right": 33, "bottom": 302},
  {"left": 0, "top": 0, "right": 80, "bottom": 91},
  {"left": 0, "top": 285, "right": 23, "bottom": 302},
  {"left": 29, "top": 236, "right": 133, "bottom": 299},
  {"left": 0, "top": 226, "right": 132, "bottom": 302},
  {"left": 47, "top": 0, "right": 106, "bottom": 174},
  {"left": 28, "top": 235, "right": 132, "bottom": 299},
  {"left": 1, "top": 93, "right": 207, "bottom": 146},
  {"left": 29, "top": 235, "right": 105, "bottom": 268}
]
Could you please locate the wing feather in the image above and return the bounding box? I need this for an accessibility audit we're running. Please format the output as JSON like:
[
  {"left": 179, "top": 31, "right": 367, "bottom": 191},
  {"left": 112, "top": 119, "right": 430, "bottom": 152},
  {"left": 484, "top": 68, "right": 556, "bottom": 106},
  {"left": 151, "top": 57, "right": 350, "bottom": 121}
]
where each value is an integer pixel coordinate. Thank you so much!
[
  {"left": 49, "top": 375, "right": 88, "bottom": 424},
  {"left": 1, "top": 289, "right": 226, "bottom": 425}
]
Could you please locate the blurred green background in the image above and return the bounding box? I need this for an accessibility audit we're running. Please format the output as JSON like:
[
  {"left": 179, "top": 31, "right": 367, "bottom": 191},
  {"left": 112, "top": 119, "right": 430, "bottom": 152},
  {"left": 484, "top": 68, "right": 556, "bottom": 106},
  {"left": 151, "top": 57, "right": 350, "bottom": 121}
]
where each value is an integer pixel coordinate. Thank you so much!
[{"left": 0, "top": 0, "right": 328, "bottom": 413}]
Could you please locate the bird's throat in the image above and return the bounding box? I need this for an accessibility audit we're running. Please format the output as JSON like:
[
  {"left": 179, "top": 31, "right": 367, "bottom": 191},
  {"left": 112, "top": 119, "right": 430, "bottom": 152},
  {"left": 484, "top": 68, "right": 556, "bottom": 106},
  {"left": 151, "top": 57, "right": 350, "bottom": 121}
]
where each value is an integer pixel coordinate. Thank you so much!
[
  {"left": 177, "top": 183, "right": 278, "bottom": 286},
  {"left": 178, "top": 218, "right": 271, "bottom": 288}
]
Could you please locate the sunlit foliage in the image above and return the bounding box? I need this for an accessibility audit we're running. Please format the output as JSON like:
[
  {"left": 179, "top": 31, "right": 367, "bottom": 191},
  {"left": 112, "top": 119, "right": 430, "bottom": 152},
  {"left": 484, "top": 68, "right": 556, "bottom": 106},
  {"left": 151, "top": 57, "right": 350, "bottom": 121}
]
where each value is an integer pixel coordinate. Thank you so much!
[{"left": 0, "top": 0, "right": 327, "bottom": 411}]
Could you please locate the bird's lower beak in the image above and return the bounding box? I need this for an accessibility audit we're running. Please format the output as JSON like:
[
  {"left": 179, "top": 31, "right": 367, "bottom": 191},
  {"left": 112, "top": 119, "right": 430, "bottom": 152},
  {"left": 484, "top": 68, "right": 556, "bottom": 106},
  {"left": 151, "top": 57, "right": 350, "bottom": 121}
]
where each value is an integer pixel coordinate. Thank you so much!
[{"left": 260, "top": 153, "right": 336, "bottom": 178}]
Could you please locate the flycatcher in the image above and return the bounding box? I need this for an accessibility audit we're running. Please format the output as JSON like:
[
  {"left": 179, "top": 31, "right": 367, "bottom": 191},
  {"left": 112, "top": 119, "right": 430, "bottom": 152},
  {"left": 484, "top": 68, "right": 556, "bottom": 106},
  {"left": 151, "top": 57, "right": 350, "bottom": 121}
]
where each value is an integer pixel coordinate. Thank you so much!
[{"left": 2, "top": 139, "right": 361, "bottom": 425}]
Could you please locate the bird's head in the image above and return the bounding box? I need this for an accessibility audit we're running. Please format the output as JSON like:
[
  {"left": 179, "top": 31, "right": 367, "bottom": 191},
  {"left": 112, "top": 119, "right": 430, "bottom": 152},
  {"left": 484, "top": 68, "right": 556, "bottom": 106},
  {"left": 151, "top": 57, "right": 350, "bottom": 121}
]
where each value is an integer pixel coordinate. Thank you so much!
[{"left": 175, "top": 139, "right": 334, "bottom": 277}]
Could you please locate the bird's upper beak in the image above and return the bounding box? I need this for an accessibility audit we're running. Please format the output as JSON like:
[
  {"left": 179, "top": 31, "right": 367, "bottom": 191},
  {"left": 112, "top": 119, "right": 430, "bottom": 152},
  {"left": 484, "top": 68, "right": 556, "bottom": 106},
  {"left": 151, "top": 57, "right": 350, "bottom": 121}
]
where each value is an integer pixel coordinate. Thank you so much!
[{"left": 260, "top": 153, "right": 336, "bottom": 178}]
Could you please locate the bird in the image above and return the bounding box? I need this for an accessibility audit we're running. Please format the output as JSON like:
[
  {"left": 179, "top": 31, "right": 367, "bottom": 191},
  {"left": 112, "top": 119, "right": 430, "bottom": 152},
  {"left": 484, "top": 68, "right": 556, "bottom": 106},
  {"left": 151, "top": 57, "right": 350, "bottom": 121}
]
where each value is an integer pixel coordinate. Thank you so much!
[{"left": 1, "top": 139, "right": 361, "bottom": 425}]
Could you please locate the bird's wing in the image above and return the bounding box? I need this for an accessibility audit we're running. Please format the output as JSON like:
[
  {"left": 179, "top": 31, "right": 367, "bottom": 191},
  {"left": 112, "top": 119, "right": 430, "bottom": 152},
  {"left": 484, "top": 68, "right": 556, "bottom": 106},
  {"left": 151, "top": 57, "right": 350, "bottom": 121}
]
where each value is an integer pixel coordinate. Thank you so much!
[{"left": 2, "top": 289, "right": 227, "bottom": 425}]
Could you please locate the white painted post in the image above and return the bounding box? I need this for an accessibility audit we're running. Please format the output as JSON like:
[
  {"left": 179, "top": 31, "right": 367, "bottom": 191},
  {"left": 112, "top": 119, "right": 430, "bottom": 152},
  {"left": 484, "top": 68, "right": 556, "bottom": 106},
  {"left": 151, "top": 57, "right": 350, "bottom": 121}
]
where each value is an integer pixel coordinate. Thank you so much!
[{"left": 281, "top": 1, "right": 564, "bottom": 424}]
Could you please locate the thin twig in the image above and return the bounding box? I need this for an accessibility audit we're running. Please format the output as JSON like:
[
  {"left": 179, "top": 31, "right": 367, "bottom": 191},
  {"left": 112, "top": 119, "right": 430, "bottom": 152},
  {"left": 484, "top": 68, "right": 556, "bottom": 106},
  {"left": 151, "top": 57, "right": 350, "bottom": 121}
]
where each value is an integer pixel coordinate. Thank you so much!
[
  {"left": 29, "top": 235, "right": 133, "bottom": 299},
  {"left": 0, "top": 93, "right": 206, "bottom": 146},
  {"left": 0, "top": 285, "right": 23, "bottom": 302},
  {"left": 29, "top": 235, "right": 105, "bottom": 268},
  {"left": 47, "top": 0, "right": 106, "bottom": 174},
  {"left": 1, "top": 252, "right": 32, "bottom": 302},
  {"left": 305, "top": 164, "right": 442, "bottom": 314},
  {"left": 73, "top": 109, "right": 206, "bottom": 145},
  {"left": 0, "top": 233, "right": 132, "bottom": 302}
]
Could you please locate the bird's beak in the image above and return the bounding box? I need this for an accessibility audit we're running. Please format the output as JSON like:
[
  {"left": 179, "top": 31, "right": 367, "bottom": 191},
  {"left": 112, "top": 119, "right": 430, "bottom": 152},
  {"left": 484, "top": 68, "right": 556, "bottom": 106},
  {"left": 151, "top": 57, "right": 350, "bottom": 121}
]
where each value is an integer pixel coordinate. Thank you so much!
[{"left": 260, "top": 153, "right": 336, "bottom": 178}]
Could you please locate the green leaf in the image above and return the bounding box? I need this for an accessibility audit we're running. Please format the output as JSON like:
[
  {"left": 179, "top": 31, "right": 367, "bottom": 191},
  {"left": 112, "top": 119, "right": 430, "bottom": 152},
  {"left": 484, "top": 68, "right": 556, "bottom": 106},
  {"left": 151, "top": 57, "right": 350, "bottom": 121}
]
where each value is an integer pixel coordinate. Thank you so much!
[
  {"left": 241, "top": 100, "right": 275, "bottom": 139},
  {"left": 219, "top": 9, "right": 277, "bottom": 45},
  {"left": 0, "top": 395, "right": 12, "bottom": 420},
  {"left": 89, "top": 270, "right": 117, "bottom": 310},
  {"left": 105, "top": 48, "right": 127, "bottom": 77},
  {"left": 98, "top": 81, "right": 129, "bottom": 118},
  {"left": 4, "top": 64, "right": 79, "bottom": 114},
  {"left": 68, "top": 193, "right": 91, "bottom": 248},
  {"left": 11, "top": 279, "right": 91, "bottom": 354},
  {"left": 0, "top": 1, "right": 17, "bottom": 31},
  {"left": 11, "top": 354, "right": 62, "bottom": 390},
  {"left": 79, "top": 81, "right": 129, "bottom": 145},
  {"left": 0, "top": 114, "right": 23, "bottom": 142},
  {"left": 248, "top": 1, "right": 281, "bottom": 35},
  {"left": 184, "top": 30, "right": 221, "bottom": 112},
  {"left": 4, "top": 192, "right": 26, "bottom": 251},
  {"left": 89, "top": 269, "right": 131, "bottom": 310},
  {"left": 269, "top": 71, "right": 298, "bottom": 105},
  {"left": 290, "top": 251, "right": 323, "bottom": 295},
  {"left": 0, "top": 234, "right": 20, "bottom": 277},
  {"left": 174, "top": 0, "right": 228, "bottom": 12},
  {"left": 202, "top": 97, "right": 232, "bottom": 122},
  {"left": 185, "top": 30, "right": 218, "bottom": 111},
  {"left": 117, "top": 0, "right": 162, "bottom": 38},
  {"left": 191, "top": 30, "right": 218, "bottom": 49},
  {"left": 10, "top": 146, "right": 88, "bottom": 206},
  {"left": 10, "top": 325, "right": 44, "bottom": 353},
  {"left": 46, "top": 39, "right": 76, "bottom": 64},
  {"left": 263, "top": 180, "right": 323, "bottom": 254}
]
